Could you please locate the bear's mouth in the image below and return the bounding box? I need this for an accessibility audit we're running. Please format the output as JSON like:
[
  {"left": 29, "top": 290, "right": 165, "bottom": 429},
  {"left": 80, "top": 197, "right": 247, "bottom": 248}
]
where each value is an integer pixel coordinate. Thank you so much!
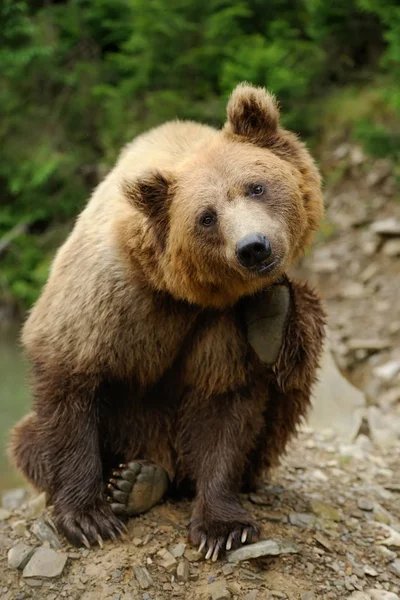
[{"left": 250, "top": 259, "right": 277, "bottom": 275}]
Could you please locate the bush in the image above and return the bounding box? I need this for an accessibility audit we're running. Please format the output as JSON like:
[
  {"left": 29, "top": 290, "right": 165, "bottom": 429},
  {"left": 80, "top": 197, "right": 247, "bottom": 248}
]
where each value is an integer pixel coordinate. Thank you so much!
[{"left": 1, "top": 0, "right": 399, "bottom": 309}]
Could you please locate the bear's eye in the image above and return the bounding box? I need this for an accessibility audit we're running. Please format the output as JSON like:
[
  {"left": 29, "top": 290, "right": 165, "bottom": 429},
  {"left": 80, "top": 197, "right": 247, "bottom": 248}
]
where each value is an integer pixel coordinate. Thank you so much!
[
  {"left": 249, "top": 183, "right": 265, "bottom": 197},
  {"left": 200, "top": 212, "right": 217, "bottom": 228}
]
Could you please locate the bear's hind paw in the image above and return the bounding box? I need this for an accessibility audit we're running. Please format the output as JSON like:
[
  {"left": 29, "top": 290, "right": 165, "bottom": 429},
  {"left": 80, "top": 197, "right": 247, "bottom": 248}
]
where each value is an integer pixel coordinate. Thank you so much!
[{"left": 107, "top": 461, "right": 168, "bottom": 517}]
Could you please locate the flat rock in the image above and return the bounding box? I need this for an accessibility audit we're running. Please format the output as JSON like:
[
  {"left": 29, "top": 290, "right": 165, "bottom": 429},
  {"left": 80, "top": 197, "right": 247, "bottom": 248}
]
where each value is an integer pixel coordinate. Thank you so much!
[
  {"left": 31, "top": 519, "right": 62, "bottom": 549},
  {"left": 289, "top": 513, "right": 316, "bottom": 528},
  {"left": 347, "top": 593, "right": 371, "bottom": 600},
  {"left": 370, "top": 217, "right": 400, "bottom": 236},
  {"left": 389, "top": 559, "right": 400, "bottom": 577},
  {"left": 2, "top": 489, "right": 28, "bottom": 511},
  {"left": 22, "top": 548, "right": 68, "bottom": 579},
  {"left": 367, "top": 591, "right": 400, "bottom": 600},
  {"left": 227, "top": 539, "right": 299, "bottom": 563},
  {"left": 8, "top": 543, "right": 36, "bottom": 570},
  {"left": 373, "top": 360, "right": 400, "bottom": 381},
  {"left": 133, "top": 565, "right": 153, "bottom": 589}
]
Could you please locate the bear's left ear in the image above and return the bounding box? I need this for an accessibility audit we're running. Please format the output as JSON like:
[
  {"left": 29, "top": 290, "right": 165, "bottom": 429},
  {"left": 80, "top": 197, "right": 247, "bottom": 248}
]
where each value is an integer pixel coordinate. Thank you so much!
[
  {"left": 224, "top": 83, "right": 280, "bottom": 147},
  {"left": 122, "top": 170, "right": 173, "bottom": 221}
]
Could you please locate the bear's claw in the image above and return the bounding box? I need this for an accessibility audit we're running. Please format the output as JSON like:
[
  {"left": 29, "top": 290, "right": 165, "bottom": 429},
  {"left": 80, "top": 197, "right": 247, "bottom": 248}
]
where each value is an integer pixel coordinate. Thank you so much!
[
  {"left": 191, "top": 519, "right": 259, "bottom": 561},
  {"left": 107, "top": 461, "right": 168, "bottom": 517}
]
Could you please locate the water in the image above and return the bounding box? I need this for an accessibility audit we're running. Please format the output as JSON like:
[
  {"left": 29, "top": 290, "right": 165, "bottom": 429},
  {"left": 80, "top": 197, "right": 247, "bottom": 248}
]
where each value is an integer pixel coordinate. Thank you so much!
[{"left": 0, "top": 323, "right": 30, "bottom": 492}]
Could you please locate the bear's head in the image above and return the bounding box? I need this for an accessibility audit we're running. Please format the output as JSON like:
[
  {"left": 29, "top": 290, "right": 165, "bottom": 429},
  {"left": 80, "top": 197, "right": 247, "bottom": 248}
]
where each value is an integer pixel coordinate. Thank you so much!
[{"left": 122, "top": 84, "right": 323, "bottom": 308}]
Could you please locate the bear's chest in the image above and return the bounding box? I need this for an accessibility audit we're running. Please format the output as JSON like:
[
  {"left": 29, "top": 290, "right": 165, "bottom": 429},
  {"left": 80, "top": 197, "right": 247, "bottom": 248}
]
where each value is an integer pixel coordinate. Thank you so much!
[{"left": 179, "top": 309, "right": 251, "bottom": 396}]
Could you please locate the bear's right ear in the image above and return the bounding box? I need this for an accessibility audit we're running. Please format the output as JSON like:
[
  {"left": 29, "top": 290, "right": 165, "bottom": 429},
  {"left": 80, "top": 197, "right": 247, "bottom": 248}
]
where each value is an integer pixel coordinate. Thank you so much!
[
  {"left": 121, "top": 170, "right": 173, "bottom": 222},
  {"left": 224, "top": 83, "right": 280, "bottom": 147}
]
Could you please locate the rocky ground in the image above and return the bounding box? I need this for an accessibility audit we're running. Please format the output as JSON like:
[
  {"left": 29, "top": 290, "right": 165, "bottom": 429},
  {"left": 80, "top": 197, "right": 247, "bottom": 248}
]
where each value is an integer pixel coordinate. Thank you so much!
[
  {"left": 1, "top": 428, "right": 400, "bottom": 600},
  {"left": 1, "top": 144, "right": 399, "bottom": 599}
]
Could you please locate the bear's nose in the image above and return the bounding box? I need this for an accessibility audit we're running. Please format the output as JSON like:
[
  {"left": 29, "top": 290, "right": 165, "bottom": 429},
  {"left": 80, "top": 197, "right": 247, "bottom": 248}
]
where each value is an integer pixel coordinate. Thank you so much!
[{"left": 236, "top": 233, "right": 272, "bottom": 269}]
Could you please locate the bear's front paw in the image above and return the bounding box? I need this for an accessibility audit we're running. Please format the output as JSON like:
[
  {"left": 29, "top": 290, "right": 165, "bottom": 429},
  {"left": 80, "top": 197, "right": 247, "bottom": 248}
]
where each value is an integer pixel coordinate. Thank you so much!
[
  {"left": 245, "top": 277, "right": 291, "bottom": 365},
  {"left": 53, "top": 501, "right": 126, "bottom": 548},
  {"left": 189, "top": 513, "right": 260, "bottom": 561}
]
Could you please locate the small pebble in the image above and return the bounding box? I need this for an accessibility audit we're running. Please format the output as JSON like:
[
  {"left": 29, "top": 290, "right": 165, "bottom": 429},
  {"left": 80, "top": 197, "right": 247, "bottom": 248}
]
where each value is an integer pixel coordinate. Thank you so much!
[{"left": 358, "top": 499, "right": 374, "bottom": 511}]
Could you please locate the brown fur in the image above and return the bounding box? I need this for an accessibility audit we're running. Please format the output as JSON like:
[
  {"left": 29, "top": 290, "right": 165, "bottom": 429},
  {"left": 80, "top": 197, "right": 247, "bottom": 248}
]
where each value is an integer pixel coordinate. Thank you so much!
[{"left": 9, "top": 83, "right": 325, "bottom": 550}]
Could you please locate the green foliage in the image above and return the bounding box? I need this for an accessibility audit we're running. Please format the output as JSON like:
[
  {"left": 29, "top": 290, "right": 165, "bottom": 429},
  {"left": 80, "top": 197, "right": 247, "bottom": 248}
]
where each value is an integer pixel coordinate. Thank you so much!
[{"left": 1, "top": 0, "right": 399, "bottom": 309}]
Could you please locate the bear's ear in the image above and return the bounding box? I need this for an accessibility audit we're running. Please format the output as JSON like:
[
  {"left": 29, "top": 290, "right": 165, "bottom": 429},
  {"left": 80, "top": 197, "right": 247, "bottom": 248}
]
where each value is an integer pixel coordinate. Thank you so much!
[
  {"left": 122, "top": 170, "right": 173, "bottom": 221},
  {"left": 224, "top": 83, "right": 280, "bottom": 147},
  {"left": 121, "top": 170, "right": 174, "bottom": 248}
]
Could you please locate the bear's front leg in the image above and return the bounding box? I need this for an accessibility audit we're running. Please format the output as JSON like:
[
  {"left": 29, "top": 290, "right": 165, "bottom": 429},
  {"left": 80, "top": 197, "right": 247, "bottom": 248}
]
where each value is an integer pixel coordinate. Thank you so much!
[
  {"left": 179, "top": 387, "right": 266, "bottom": 560},
  {"left": 11, "top": 366, "right": 125, "bottom": 547}
]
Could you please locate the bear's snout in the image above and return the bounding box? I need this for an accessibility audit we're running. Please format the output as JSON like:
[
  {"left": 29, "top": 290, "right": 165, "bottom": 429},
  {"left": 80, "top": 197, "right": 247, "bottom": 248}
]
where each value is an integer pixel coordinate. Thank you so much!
[{"left": 236, "top": 233, "right": 272, "bottom": 272}]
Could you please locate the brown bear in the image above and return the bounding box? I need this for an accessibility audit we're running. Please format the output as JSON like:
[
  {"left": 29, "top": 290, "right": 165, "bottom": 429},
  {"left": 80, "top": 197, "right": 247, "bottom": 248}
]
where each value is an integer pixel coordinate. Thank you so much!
[{"left": 9, "top": 83, "right": 325, "bottom": 560}]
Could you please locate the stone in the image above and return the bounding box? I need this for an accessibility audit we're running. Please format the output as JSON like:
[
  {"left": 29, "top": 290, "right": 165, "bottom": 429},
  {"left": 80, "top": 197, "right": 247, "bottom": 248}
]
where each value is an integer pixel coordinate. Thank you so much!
[
  {"left": 11, "top": 520, "right": 28, "bottom": 536},
  {"left": 347, "top": 338, "right": 389, "bottom": 352},
  {"left": 371, "top": 217, "right": 400, "bottom": 236},
  {"left": 8, "top": 543, "right": 36, "bottom": 570},
  {"left": 358, "top": 499, "right": 374, "bottom": 511},
  {"left": 31, "top": 519, "right": 62, "bottom": 549},
  {"left": 375, "top": 523, "right": 400, "bottom": 547},
  {"left": 157, "top": 548, "right": 177, "bottom": 572},
  {"left": 289, "top": 513, "right": 316, "bottom": 528},
  {"left": 373, "top": 360, "right": 400, "bottom": 381},
  {"left": 227, "top": 539, "right": 299, "bottom": 563},
  {"left": 22, "top": 548, "right": 67, "bottom": 579},
  {"left": 222, "top": 564, "right": 234, "bottom": 576},
  {"left": 2, "top": 489, "right": 28, "bottom": 511},
  {"left": 367, "top": 591, "right": 400, "bottom": 600},
  {"left": 389, "top": 559, "right": 400, "bottom": 577},
  {"left": 310, "top": 500, "right": 341, "bottom": 522},
  {"left": 363, "top": 565, "right": 378, "bottom": 577},
  {"left": 26, "top": 493, "right": 46, "bottom": 519},
  {"left": 176, "top": 559, "right": 189, "bottom": 583},
  {"left": 208, "top": 580, "right": 231, "bottom": 600},
  {"left": 383, "top": 239, "right": 400, "bottom": 256},
  {"left": 184, "top": 547, "right": 202, "bottom": 562},
  {"left": 342, "top": 283, "right": 365, "bottom": 299},
  {"left": 301, "top": 595, "right": 314, "bottom": 600},
  {"left": 170, "top": 542, "right": 186, "bottom": 558},
  {"left": 314, "top": 533, "right": 333, "bottom": 551},
  {"left": 244, "top": 592, "right": 258, "bottom": 600},
  {"left": 347, "top": 593, "right": 371, "bottom": 600},
  {"left": 133, "top": 565, "right": 153, "bottom": 590},
  {"left": 367, "top": 406, "right": 400, "bottom": 448},
  {"left": 0, "top": 508, "right": 11, "bottom": 521}
]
